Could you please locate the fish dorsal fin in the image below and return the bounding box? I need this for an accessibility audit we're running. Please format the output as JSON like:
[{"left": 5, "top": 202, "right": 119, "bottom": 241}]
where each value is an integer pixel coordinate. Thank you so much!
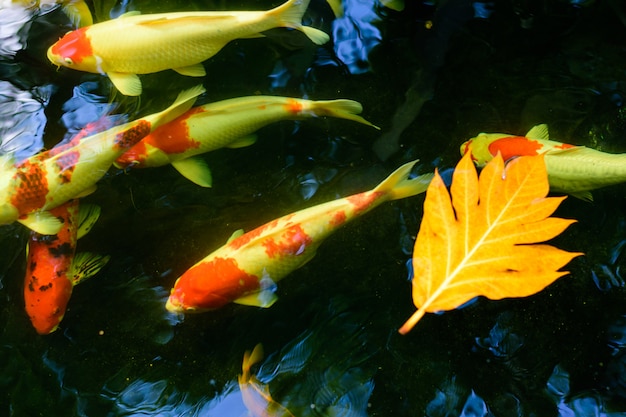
[
  {"left": 77, "top": 203, "right": 101, "bottom": 239},
  {"left": 171, "top": 157, "right": 212, "bottom": 187},
  {"left": 118, "top": 11, "right": 142, "bottom": 18},
  {"left": 108, "top": 72, "right": 142, "bottom": 96},
  {"left": 227, "top": 229, "right": 245, "bottom": 244},
  {"left": 545, "top": 145, "right": 585, "bottom": 156},
  {"left": 173, "top": 63, "right": 206, "bottom": 77},
  {"left": 227, "top": 134, "right": 257, "bottom": 149},
  {"left": 61, "top": 0, "right": 94, "bottom": 27},
  {"left": 526, "top": 124, "right": 550, "bottom": 140},
  {"left": 234, "top": 289, "right": 278, "bottom": 308},
  {"left": 70, "top": 252, "right": 111, "bottom": 286},
  {"left": 18, "top": 211, "right": 62, "bottom": 235}
]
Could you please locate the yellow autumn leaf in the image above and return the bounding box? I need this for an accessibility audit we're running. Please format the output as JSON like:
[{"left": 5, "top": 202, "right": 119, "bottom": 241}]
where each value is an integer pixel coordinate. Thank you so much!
[{"left": 399, "top": 152, "right": 583, "bottom": 335}]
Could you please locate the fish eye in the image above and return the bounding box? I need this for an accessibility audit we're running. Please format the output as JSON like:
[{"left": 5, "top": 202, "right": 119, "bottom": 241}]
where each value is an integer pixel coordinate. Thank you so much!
[{"left": 64, "top": 57, "right": 73, "bottom": 65}]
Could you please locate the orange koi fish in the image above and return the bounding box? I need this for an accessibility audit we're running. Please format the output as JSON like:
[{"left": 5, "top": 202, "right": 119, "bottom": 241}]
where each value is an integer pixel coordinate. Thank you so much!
[
  {"left": 460, "top": 124, "right": 626, "bottom": 201},
  {"left": 166, "top": 160, "right": 433, "bottom": 312},
  {"left": 115, "top": 96, "right": 379, "bottom": 187},
  {"left": 239, "top": 344, "right": 296, "bottom": 417},
  {"left": 0, "top": 85, "right": 204, "bottom": 235},
  {"left": 24, "top": 199, "right": 109, "bottom": 334},
  {"left": 46, "top": 0, "right": 329, "bottom": 96}
]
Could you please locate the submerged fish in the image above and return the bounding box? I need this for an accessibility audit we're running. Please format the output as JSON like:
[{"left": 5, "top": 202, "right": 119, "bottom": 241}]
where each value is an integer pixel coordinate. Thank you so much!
[
  {"left": 460, "top": 124, "right": 626, "bottom": 201},
  {"left": 0, "top": 85, "right": 204, "bottom": 235},
  {"left": 165, "top": 160, "right": 433, "bottom": 313},
  {"left": 115, "top": 96, "right": 379, "bottom": 187},
  {"left": 24, "top": 200, "right": 109, "bottom": 335},
  {"left": 46, "top": 0, "right": 329, "bottom": 96},
  {"left": 9, "top": 0, "right": 92, "bottom": 27},
  {"left": 239, "top": 344, "right": 296, "bottom": 417}
]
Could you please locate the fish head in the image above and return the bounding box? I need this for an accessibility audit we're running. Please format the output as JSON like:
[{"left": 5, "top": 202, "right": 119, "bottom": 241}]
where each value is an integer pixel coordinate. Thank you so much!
[
  {"left": 47, "top": 28, "right": 102, "bottom": 74},
  {"left": 24, "top": 273, "right": 73, "bottom": 335},
  {"left": 460, "top": 132, "right": 509, "bottom": 167},
  {"left": 166, "top": 256, "right": 262, "bottom": 313}
]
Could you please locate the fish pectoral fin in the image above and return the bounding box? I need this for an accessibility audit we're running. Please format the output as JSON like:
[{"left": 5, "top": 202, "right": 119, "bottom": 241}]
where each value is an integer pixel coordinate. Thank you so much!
[
  {"left": 18, "top": 211, "right": 63, "bottom": 235},
  {"left": 173, "top": 63, "right": 206, "bottom": 77},
  {"left": 226, "top": 229, "right": 245, "bottom": 244},
  {"left": 526, "top": 124, "right": 550, "bottom": 140},
  {"left": 171, "top": 157, "right": 213, "bottom": 187},
  {"left": 227, "top": 134, "right": 257, "bottom": 149},
  {"left": 77, "top": 203, "right": 101, "bottom": 239},
  {"left": 233, "top": 289, "right": 278, "bottom": 308},
  {"left": 569, "top": 190, "right": 594, "bottom": 202},
  {"left": 108, "top": 72, "right": 142, "bottom": 96},
  {"left": 70, "top": 252, "right": 111, "bottom": 286}
]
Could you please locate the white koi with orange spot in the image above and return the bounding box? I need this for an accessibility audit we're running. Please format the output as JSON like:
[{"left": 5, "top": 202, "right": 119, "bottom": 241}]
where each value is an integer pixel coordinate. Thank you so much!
[
  {"left": 0, "top": 85, "right": 204, "bottom": 234},
  {"left": 166, "top": 160, "right": 433, "bottom": 313},
  {"left": 115, "top": 96, "right": 379, "bottom": 187},
  {"left": 461, "top": 123, "right": 626, "bottom": 201}
]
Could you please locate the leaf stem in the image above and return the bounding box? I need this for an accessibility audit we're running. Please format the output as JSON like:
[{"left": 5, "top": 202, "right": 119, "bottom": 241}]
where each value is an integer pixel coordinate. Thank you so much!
[{"left": 398, "top": 308, "right": 426, "bottom": 335}]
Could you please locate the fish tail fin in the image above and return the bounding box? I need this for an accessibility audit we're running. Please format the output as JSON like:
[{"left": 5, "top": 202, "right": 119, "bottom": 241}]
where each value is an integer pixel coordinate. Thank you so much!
[
  {"left": 374, "top": 160, "right": 434, "bottom": 201},
  {"left": 62, "top": 0, "right": 94, "bottom": 27},
  {"left": 147, "top": 85, "right": 206, "bottom": 130},
  {"left": 270, "top": 0, "right": 330, "bottom": 45},
  {"left": 242, "top": 344, "right": 264, "bottom": 374},
  {"left": 310, "top": 99, "right": 380, "bottom": 129},
  {"left": 69, "top": 252, "right": 110, "bottom": 286}
]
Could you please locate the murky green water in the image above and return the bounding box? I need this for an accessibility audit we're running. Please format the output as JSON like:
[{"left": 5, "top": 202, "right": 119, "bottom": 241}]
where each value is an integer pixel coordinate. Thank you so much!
[{"left": 2, "top": 0, "right": 626, "bottom": 415}]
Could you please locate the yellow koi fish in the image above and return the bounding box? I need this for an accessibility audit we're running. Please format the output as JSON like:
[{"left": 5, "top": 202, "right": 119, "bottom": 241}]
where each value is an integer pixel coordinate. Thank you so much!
[
  {"left": 166, "top": 160, "right": 433, "bottom": 313},
  {"left": 10, "top": 0, "right": 92, "bottom": 27},
  {"left": 461, "top": 123, "right": 626, "bottom": 201},
  {"left": 238, "top": 344, "right": 296, "bottom": 417},
  {"left": 115, "top": 96, "right": 379, "bottom": 187},
  {"left": 46, "top": 0, "right": 329, "bottom": 96},
  {"left": 0, "top": 85, "right": 204, "bottom": 235}
]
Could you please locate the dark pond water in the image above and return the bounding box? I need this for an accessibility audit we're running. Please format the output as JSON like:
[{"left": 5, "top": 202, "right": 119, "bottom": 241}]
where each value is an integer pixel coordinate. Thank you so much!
[{"left": 2, "top": 0, "right": 626, "bottom": 415}]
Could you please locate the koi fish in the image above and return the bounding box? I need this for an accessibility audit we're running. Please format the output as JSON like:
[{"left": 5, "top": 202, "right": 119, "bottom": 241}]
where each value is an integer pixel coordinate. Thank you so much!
[
  {"left": 166, "top": 160, "right": 433, "bottom": 313},
  {"left": 115, "top": 97, "right": 379, "bottom": 187},
  {"left": 239, "top": 344, "right": 296, "bottom": 417},
  {"left": 24, "top": 199, "right": 109, "bottom": 335},
  {"left": 9, "top": 0, "right": 92, "bottom": 27},
  {"left": 0, "top": 85, "right": 204, "bottom": 235},
  {"left": 460, "top": 123, "right": 626, "bottom": 201},
  {"left": 46, "top": 0, "right": 329, "bottom": 96}
]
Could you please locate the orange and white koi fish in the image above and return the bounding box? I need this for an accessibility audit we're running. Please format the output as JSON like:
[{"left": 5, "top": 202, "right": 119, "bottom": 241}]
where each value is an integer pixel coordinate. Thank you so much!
[
  {"left": 166, "top": 160, "right": 433, "bottom": 313},
  {"left": 0, "top": 85, "right": 204, "bottom": 235},
  {"left": 460, "top": 123, "right": 626, "bottom": 201},
  {"left": 46, "top": 0, "right": 329, "bottom": 96},
  {"left": 239, "top": 344, "right": 296, "bottom": 417},
  {"left": 115, "top": 97, "right": 379, "bottom": 187},
  {"left": 24, "top": 199, "right": 109, "bottom": 335}
]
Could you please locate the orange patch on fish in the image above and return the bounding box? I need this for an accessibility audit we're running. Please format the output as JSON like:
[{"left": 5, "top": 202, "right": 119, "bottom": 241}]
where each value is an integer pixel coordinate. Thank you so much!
[
  {"left": 262, "top": 224, "right": 312, "bottom": 258},
  {"left": 347, "top": 191, "right": 383, "bottom": 216},
  {"left": 172, "top": 256, "right": 260, "bottom": 310},
  {"left": 114, "top": 120, "right": 152, "bottom": 149},
  {"left": 284, "top": 98, "right": 304, "bottom": 114},
  {"left": 12, "top": 161, "right": 49, "bottom": 213},
  {"left": 330, "top": 210, "right": 347, "bottom": 227},
  {"left": 55, "top": 150, "right": 80, "bottom": 183},
  {"left": 49, "top": 27, "right": 92, "bottom": 64},
  {"left": 143, "top": 107, "right": 204, "bottom": 154},
  {"left": 487, "top": 136, "right": 542, "bottom": 160}
]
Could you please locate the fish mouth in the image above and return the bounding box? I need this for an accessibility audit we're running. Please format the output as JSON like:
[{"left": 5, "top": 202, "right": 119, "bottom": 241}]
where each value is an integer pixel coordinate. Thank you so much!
[
  {"left": 165, "top": 297, "right": 184, "bottom": 313},
  {"left": 46, "top": 47, "right": 61, "bottom": 69}
]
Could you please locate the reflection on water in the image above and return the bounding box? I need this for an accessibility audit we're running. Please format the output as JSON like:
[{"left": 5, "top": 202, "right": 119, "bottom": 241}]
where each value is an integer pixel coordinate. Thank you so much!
[{"left": 0, "top": 80, "right": 49, "bottom": 159}]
